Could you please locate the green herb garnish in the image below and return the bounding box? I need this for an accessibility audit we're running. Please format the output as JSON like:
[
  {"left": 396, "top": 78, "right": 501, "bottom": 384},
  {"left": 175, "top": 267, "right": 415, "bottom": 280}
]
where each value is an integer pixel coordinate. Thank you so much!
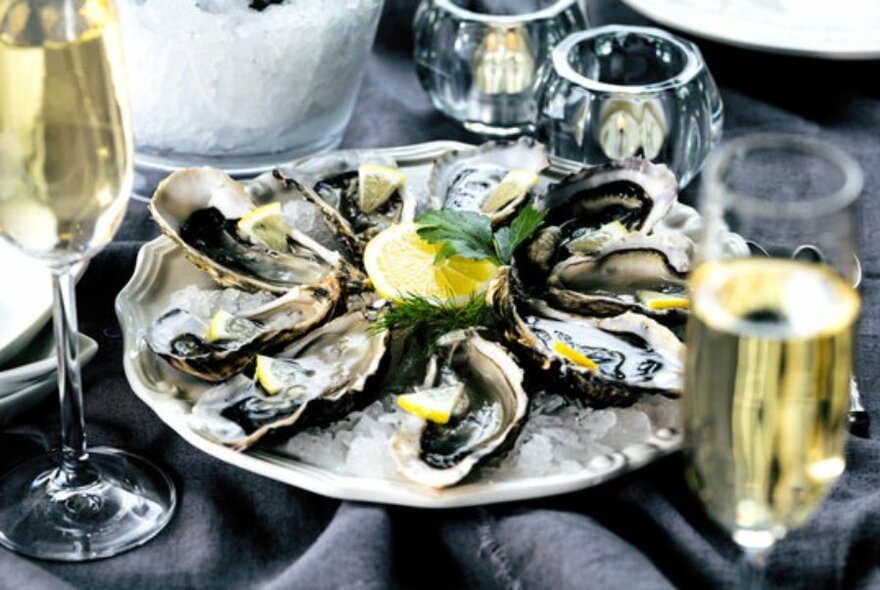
[
  {"left": 370, "top": 205, "right": 544, "bottom": 341},
  {"left": 369, "top": 292, "right": 500, "bottom": 343},
  {"left": 415, "top": 205, "right": 547, "bottom": 266}
]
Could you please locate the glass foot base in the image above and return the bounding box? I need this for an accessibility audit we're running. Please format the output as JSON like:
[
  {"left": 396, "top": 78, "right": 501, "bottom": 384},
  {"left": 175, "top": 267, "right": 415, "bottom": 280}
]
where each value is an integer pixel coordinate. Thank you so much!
[{"left": 0, "top": 447, "right": 176, "bottom": 561}]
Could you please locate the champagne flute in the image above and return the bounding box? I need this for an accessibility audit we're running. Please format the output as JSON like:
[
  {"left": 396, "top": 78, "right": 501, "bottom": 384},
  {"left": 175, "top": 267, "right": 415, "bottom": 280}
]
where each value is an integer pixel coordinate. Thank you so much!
[
  {"left": 684, "top": 134, "right": 862, "bottom": 585},
  {"left": 0, "top": 0, "right": 175, "bottom": 560}
]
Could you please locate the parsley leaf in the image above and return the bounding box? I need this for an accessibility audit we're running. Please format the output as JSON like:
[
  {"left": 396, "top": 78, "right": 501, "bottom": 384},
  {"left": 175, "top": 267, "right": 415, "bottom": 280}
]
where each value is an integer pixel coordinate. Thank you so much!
[
  {"left": 415, "top": 210, "right": 498, "bottom": 265},
  {"left": 494, "top": 205, "right": 546, "bottom": 264},
  {"left": 415, "top": 205, "right": 547, "bottom": 266}
]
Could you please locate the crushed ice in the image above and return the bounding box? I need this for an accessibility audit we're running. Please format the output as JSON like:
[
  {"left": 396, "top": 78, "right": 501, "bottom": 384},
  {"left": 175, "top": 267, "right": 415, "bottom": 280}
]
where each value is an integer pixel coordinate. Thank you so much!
[
  {"left": 167, "top": 286, "right": 274, "bottom": 320},
  {"left": 276, "top": 390, "right": 681, "bottom": 482}
]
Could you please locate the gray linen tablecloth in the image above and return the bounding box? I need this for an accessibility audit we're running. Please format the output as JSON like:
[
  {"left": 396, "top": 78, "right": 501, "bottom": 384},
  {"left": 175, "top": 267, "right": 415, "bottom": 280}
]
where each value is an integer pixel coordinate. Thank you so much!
[{"left": 2, "top": 1, "right": 880, "bottom": 588}]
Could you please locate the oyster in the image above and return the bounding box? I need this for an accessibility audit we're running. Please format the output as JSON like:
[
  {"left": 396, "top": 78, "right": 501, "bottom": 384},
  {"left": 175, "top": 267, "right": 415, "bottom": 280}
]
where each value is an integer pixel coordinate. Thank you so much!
[
  {"left": 546, "top": 233, "right": 692, "bottom": 330},
  {"left": 245, "top": 169, "right": 360, "bottom": 260},
  {"left": 274, "top": 151, "right": 416, "bottom": 254},
  {"left": 428, "top": 137, "right": 549, "bottom": 224},
  {"left": 489, "top": 268, "right": 684, "bottom": 407},
  {"left": 191, "top": 309, "right": 389, "bottom": 450},
  {"left": 150, "top": 168, "right": 342, "bottom": 293},
  {"left": 391, "top": 329, "right": 528, "bottom": 488},
  {"left": 521, "top": 158, "right": 678, "bottom": 279},
  {"left": 537, "top": 158, "right": 678, "bottom": 234},
  {"left": 145, "top": 275, "right": 340, "bottom": 382}
]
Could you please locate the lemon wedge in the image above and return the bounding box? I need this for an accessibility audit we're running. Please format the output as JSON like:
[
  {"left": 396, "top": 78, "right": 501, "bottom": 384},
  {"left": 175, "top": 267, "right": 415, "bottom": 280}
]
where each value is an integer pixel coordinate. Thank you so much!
[
  {"left": 481, "top": 169, "right": 539, "bottom": 213},
  {"left": 638, "top": 290, "right": 690, "bottom": 310},
  {"left": 237, "top": 202, "right": 290, "bottom": 252},
  {"left": 397, "top": 384, "right": 466, "bottom": 424},
  {"left": 358, "top": 164, "right": 405, "bottom": 214},
  {"left": 553, "top": 341, "right": 598, "bottom": 371},
  {"left": 206, "top": 309, "right": 260, "bottom": 343},
  {"left": 566, "top": 220, "right": 628, "bottom": 254},
  {"left": 363, "top": 222, "right": 498, "bottom": 302},
  {"left": 254, "top": 355, "right": 307, "bottom": 397}
]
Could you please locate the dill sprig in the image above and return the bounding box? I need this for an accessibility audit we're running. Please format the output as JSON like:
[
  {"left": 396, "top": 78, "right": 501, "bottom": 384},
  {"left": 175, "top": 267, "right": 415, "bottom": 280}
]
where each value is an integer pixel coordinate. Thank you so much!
[{"left": 369, "top": 293, "right": 500, "bottom": 342}]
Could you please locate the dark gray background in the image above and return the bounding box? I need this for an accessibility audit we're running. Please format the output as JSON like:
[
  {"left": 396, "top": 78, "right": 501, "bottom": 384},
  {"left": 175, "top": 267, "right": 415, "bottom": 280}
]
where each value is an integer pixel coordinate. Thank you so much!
[{"left": 2, "top": 0, "right": 880, "bottom": 588}]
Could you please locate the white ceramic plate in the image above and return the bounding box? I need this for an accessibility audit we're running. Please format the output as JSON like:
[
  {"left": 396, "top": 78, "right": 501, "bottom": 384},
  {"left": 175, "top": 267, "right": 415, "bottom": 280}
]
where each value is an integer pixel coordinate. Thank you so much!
[
  {"left": 0, "top": 241, "right": 54, "bottom": 366},
  {"left": 620, "top": 0, "right": 880, "bottom": 59},
  {"left": 0, "top": 333, "right": 98, "bottom": 424},
  {"left": 0, "top": 241, "right": 88, "bottom": 366},
  {"left": 0, "top": 324, "right": 97, "bottom": 395},
  {"left": 116, "top": 141, "right": 688, "bottom": 508}
]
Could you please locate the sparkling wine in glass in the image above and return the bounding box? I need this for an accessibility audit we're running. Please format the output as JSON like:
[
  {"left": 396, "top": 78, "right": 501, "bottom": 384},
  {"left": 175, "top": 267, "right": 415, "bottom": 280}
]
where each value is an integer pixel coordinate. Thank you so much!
[
  {"left": 0, "top": 0, "right": 175, "bottom": 561},
  {"left": 684, "top": 134, "right": 863, "bottom": 585}
]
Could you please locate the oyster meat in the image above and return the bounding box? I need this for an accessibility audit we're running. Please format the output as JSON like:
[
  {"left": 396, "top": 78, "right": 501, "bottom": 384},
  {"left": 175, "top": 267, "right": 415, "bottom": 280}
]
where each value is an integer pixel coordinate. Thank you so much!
[
  {"left": 546, "top": 233, "right": 692, "bottom": 330},
  {"left": 391, "top": 329, "right": 528, "bottom": 488},
  {"left": 489, "top": 268, "right": 684, "bottom": 407},
  {"left": 192, "top": 309, "right": 389, "bottom": 450},
  {"left": 145, "top": 275, "right": 341, "bottom": 382},
  {"left": 150, "top": 168, "right": 342, "bottom": 293},
  {"left": 429, "top": 137, "right": 549, "bottom": 224}
]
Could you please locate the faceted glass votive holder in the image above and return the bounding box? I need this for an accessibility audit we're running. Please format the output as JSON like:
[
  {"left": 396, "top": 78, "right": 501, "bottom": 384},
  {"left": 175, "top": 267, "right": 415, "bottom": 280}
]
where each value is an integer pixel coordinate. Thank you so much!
[
  {"left": 414, "top": 0, "right": 589, "bottom": 137},
  {"left": 536, "top": 25, "right": 723, "bottom": 187}
]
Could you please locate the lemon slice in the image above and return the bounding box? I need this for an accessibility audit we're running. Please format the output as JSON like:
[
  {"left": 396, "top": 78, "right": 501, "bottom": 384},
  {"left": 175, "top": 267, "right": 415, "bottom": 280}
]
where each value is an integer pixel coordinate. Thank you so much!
[
  {"left": 255, "top": 355, "right": 307, "bottom": 397},
  {"left": 237, "top": 202, "right": 290, "bottom": 252},
  {"left": 363, "top": 222, "right": 498, "bottom": 301},
  {"left": 481, "top": 169, "right": 539, "bottom": 213},
  {"left": 638, "top": 290, "right": 690, "bottom": 310},
  {"left": 358, "top": 164, "right": 405, "bottom": 214},
  {"left": 397, "top": 384, "right": 466, "bottom": 424},
  {"left": 206, "top": 309, "right": 260, "bottom": 343},
  {"left": 553, "top": 341, "right": 598, "bottom": 371},
  {"left": 566, "top": 220, "right": 628, "bottom": 254}
]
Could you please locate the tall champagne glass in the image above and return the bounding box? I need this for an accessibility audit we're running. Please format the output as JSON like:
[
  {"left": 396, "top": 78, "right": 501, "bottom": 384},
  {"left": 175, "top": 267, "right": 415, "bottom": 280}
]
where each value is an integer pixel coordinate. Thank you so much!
[
  {"left": 0, "top": 0, "right": 175, "bottom": 560},
  {"left": 684, "top": 134, "right": 863, "bottom": 585}
]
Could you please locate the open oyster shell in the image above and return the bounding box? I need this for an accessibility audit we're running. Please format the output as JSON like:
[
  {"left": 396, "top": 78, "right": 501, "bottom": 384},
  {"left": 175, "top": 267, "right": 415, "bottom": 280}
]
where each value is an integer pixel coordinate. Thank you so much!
[
  {"left": 150, "top": 168, "right": 343, "bottom": 294},
  {"left": 391, "top": 329, "right": 528, "bottom": 489},
  {"left": 521, "top": 158, "right": 679, "bottom": 279},
  {"left": 274, "top": 150, "right": 417, "bottom": 256},
  {"left": 428, "top": 137, "right": 549, "bottom": 224},
  {"left": 145, "top": 275, "right": 340, "bottom": 383},
  {"left": 537, "top": 158, "right": 678, "bottom": 235},
  {"left": 546, "top": 233, "right": 692, "bottom": 331},
  {"left": 191, "top": 309, "right": 389, "bottom": 450},
  {"left": 488, "top": 268, "right": 684, "bottom": 407}
]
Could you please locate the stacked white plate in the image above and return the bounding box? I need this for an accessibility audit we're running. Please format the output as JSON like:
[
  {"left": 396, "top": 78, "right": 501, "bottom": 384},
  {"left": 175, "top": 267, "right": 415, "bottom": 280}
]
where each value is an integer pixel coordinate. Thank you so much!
[{"left": 0, "top": 241, "right": 97, "bottom": 426}]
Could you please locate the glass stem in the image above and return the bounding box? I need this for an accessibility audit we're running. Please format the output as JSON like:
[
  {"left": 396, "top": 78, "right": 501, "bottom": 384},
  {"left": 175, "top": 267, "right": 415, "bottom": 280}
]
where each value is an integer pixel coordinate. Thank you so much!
[
  {"left": 739, "top": 546, "right": 771, "bottom": 590},
  {"left": 51, "top": 268, "right": 97, "bottom": 488}
]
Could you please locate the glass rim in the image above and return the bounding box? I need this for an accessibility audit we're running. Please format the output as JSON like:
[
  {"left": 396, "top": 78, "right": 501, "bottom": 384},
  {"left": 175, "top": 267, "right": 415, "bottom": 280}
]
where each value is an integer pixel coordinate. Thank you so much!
[
  {"left": 551, "top": 25, "right": 704, "bottom": 94},
  {"left": 701, "top": 133, "right": 864, "bottom": 220},
  {"left": 433, "top": 0, "right": 581, "bottom": 24}
]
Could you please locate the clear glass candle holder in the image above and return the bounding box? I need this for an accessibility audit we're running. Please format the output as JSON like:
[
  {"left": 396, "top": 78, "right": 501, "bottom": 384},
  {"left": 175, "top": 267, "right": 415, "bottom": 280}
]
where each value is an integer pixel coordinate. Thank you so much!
[
  {"left": 414, "top": 0, "right": 588, "bottom": 137},
  {"left": 535, "top": 25, "right": 723, "bottom": 188}
]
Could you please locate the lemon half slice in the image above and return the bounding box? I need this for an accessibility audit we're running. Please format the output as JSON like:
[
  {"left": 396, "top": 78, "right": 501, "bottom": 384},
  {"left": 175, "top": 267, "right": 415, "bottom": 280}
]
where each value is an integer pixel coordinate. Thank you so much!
[
  {"left": 481, "top": 169, "right": 539, "bottom": 213},
  {"left": 553, "top": 341, "right": 598, "bottom": 371},
  {"left": 397, "top": 384, "right": 466, "bottom": 424},
  {"left": 363, "top": 222, "right": 498, "bottom": 302},
  {"left": 358, "top": 164, "right": 405, "bottom": 214},
  {"left": 237, "top": 202, "right": 290, "bottom": 252}
]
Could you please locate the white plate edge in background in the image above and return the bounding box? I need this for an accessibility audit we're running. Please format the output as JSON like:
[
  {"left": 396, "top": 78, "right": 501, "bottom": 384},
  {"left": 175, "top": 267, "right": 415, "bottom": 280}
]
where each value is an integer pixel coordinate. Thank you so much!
[{"left": 620, "top": 0, "right": 880, "bottom": 60}]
